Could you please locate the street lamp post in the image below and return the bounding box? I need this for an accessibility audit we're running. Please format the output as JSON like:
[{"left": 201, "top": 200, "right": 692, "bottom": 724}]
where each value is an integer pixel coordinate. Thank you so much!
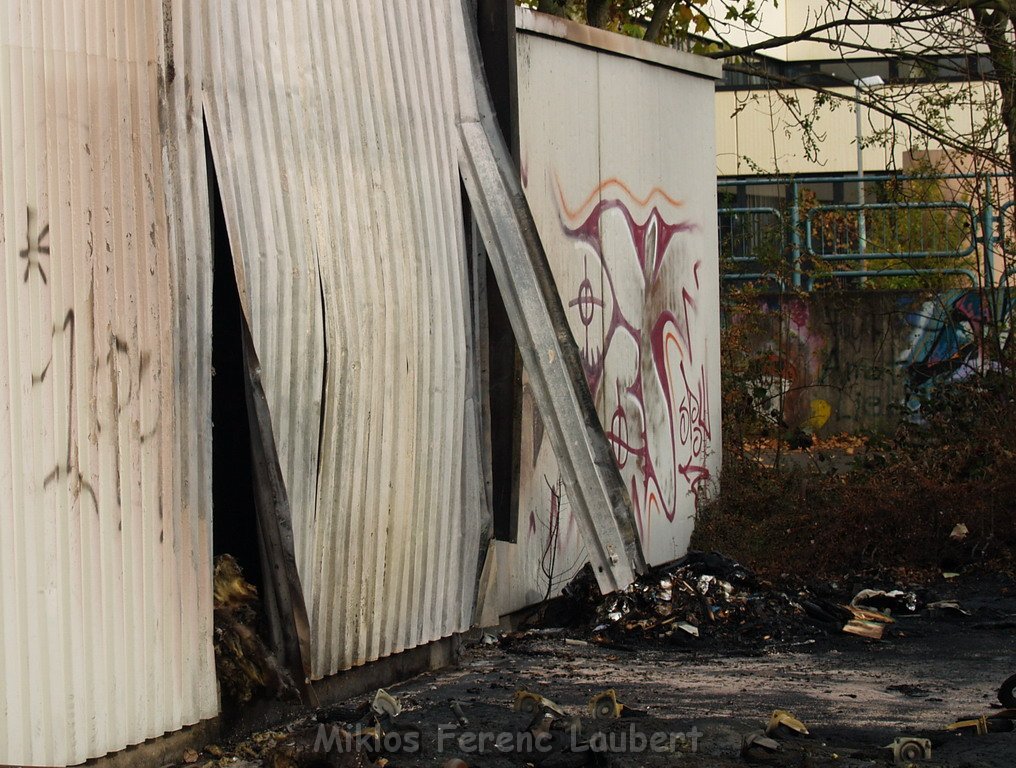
[{"left": 855, "top": 75, "right": 884, "bottom": 284}]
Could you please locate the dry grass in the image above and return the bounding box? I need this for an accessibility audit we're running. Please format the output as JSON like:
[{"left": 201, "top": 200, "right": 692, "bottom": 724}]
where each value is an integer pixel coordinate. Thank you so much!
[{"left": 695, "top": 372, "right": 1016, "bottom": 580}]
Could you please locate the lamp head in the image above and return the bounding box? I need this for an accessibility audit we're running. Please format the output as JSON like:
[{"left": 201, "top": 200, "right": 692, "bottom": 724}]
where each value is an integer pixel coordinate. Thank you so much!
[{"left": 854, "top": 75, "right": 885, "bottom": 88}]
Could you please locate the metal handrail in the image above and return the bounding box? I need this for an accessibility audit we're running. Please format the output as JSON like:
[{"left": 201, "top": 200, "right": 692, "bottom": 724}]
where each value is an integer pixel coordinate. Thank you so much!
[
  {"left": 808, "top": 268, "right": 980, "bottom": 287},
  {"left": 718, "top": 172, "right": 1006, "bottom": 290},
  {"left": 718, "top": 206, "right": 783, "bottom": 263},
  {"left": 804, "top": 201, "right": 977, "bottom": 261},
  {"left": 719, "top": 172, "right": 1010, "bottom": 186}
]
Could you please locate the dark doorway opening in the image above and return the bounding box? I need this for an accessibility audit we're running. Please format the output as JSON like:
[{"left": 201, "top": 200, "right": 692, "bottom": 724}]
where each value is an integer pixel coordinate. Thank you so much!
[{"left": 207, "top": 131, "right": 264, "bottom": 596}]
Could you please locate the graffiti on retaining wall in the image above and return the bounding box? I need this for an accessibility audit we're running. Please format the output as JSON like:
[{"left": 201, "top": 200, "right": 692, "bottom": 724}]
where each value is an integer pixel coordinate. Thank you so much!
[
  {"left": 752, "top": 296, "right": 833, "bottom": 433},
  {"left": 899, "top": 289, "right": 1013, "bottom": 412},
  {"left": 553, "top": 178, "right": 713, "bottom": 537},
  {"left": 740, "top": 289, "right": 1014, "bottom": 434}
]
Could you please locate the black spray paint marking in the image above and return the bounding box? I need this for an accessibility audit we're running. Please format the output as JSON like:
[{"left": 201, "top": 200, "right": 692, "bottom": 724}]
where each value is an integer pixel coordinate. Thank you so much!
[{"left": 18, "top": 206, "right": 51, "bottom": 284}]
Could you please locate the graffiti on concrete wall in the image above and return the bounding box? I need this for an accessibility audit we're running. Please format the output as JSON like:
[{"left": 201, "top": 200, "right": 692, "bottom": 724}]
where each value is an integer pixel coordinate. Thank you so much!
[
  {"left": 753, "top": 297, "right": 833, "bottom": 433},
  {"left": 549, "top": 178, "right": 714, "bottom": 540},
  {"left": 742, "top": 289, "right": 1014, "bottom": 434},
  {"left": 507, "top": 29, "right": 722, "bottom": 611},
  {"left": 900, "top": 289, "right": 1013, "bottom": 411}
]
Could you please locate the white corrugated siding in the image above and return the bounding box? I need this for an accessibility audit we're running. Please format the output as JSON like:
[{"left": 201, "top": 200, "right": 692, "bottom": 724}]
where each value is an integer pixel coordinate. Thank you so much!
[
  {"left": 204, "top": 0, "right": 484, "bottom": 679},
  {"left": 0, "top": 1, "right": 217, "bottom": 765}
]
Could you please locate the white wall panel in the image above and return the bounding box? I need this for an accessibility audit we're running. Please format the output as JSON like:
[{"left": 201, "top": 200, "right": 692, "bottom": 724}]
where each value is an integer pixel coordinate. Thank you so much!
[
  {"left": 0, "top": 1, "right": 217, "bottom": 764},
  {"left": 501, "top": 18, "right": 723, "bottom": 614}
]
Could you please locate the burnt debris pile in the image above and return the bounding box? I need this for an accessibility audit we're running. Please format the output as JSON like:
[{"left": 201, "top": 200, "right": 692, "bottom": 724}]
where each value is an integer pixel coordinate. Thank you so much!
[
  {"left": 213, "top": 554, "right": 300, "bottom": 709},
  {"left": 558, "top": 552, "right": 924, "bottom": 651}
]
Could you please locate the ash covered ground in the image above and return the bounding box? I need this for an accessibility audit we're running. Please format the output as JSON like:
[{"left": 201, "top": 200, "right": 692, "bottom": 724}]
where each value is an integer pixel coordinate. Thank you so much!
[{"left": 169, "top": 562, "right": 1016, "bottom": 768}]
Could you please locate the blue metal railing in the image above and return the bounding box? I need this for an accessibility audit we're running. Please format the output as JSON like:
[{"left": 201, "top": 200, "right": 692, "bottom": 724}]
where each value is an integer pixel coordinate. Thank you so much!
[
  {"left": 805, "top": 201, "right": 976, "bottom": 260},
  {"left": 719, "top": 172, "right": 1009, "bottom": 291}
]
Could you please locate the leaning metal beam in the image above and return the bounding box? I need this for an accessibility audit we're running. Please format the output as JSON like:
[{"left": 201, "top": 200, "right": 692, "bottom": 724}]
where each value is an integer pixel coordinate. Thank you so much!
[{"left": 453, "top": 0, "right": 646, "bottom": 593}]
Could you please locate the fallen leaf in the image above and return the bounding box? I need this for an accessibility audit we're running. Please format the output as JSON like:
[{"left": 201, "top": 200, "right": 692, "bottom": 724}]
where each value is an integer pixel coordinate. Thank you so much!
[{"left": 950, "top": 523, "right": 969, "bottom": 542}]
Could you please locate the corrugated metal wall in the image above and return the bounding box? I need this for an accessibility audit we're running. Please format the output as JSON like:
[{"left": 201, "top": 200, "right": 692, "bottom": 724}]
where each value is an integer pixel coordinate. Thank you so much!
[
  {"left": 0, "top": 2, "right": 722, "bottom": 761},
  {"left": 0, "top": 1, "right": 217, "bottom": 765},
  {"left": 498, "top": 14, "right": 723, "bottom": 614},
  {"left": 203, "top": 0, "right": 485, "bottom": 679}
]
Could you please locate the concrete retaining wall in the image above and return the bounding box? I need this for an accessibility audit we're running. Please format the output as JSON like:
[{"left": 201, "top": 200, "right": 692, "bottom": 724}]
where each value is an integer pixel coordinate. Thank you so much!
[{"left": 744, "top": 289, "right": 1012, "bottom": 435}]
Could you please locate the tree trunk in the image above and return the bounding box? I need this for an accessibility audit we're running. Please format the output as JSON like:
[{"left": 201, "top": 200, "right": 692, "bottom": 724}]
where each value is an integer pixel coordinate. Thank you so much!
[
  {"left": 972, "top": 9, "right": 1016, "bottom": 177},
  {"left": 644, "top": 0, "right": 677, "bottom": 42},
  {"left": 537, "top": 0, "right": 568, "bottom": 18},
  {"left": 587, "top": 0, "right": 611, "bottom": 28}
]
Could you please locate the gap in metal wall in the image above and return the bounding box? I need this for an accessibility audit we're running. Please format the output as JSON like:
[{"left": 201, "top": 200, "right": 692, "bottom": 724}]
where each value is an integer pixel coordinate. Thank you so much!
[
  {"left": 477, "top": 0, "right": 523, "bottom": 543},
  {"left": 207, "top": 131, "right": 265, "bottom": 598}
]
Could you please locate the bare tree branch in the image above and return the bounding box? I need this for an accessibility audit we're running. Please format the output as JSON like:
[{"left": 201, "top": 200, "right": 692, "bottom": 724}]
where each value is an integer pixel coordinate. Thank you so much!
[
  {"left": 703, "top": 5, "right": 981, "bottom": 59},
  {"left": 722, "top": 62, "right": 1007, "bottom": 168}
]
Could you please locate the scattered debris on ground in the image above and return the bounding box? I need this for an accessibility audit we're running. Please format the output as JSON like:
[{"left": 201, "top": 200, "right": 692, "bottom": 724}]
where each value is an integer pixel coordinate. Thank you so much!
[
  {"left": 168, "top": 570, "right": 1016, "bottom": 767},
  {"left": 530, "top": 552, "right": 935, "bottom": 653}
]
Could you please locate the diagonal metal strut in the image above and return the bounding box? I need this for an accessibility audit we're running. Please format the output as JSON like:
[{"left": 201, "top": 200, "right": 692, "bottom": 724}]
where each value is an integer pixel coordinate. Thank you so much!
[{"left": 454, "top": 1, "right": 646, "bottom": 594}]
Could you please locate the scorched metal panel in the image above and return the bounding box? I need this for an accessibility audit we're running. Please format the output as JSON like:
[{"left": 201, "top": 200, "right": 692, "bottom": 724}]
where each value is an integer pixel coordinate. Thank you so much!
[
  {"left": 203, "top": 0, "right": 485, "bottom": 678},
  {"left": 0, "top": 1, "right": 217, "bottom": 764}
]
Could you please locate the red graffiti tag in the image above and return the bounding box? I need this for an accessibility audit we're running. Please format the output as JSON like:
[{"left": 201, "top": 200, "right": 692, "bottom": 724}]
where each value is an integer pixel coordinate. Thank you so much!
[{"left": 554, "top": 189, "right": 712, "bottom": 528}]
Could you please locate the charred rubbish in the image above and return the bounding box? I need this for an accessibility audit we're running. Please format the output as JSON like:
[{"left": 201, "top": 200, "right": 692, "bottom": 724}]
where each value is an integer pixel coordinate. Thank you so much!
[{"left": 547, "top": 552, "right": 918, "bottom": 652}]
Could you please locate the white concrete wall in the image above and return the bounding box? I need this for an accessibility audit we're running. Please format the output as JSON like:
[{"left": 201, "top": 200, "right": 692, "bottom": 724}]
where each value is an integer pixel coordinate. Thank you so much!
[
  {"left": 499, "top": 13, "right": 723, "bottom": 613},
  {"left": 716, "top": 82, "right": 1001, "bottom": 177}
]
